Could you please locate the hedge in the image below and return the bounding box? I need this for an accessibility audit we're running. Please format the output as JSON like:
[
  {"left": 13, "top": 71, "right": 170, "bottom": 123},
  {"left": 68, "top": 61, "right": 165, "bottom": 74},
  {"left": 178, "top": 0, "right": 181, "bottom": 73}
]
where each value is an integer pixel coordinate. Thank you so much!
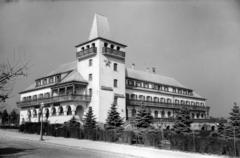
[{"left": 19, "top": 122, "right": 240, "bottom": 157}]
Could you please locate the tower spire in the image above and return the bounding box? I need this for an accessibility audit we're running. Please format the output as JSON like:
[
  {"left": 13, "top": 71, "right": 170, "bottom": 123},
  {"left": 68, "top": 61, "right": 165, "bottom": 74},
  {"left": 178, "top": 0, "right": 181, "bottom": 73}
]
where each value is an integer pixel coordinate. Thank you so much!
[{"left": 88, "top": 14, "right": 111, "bottom": 40}]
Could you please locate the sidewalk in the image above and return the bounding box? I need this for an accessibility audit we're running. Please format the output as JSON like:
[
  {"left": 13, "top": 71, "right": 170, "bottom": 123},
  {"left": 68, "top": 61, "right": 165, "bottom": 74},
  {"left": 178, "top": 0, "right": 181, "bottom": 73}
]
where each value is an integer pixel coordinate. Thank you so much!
[{"left": 0, "top": 129, "right": 225, "bottom": 158}]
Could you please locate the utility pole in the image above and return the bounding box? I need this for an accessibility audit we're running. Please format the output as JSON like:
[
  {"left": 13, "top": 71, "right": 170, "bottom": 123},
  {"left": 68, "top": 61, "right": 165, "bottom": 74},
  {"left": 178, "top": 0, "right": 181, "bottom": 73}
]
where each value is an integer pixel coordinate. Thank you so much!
[{"left": 40, "top": 103, "right": 44, "bottom": 141}]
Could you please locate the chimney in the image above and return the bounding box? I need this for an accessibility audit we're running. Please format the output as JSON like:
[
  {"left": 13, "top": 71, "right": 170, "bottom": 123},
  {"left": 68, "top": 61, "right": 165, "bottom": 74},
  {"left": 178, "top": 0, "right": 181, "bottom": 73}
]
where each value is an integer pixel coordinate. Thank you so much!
[
  {"left": 152, "top": 67, "right": 156, "bottom": 73},
  {"left": 131, "top": 63, "right": 135, "bottom": 69}
]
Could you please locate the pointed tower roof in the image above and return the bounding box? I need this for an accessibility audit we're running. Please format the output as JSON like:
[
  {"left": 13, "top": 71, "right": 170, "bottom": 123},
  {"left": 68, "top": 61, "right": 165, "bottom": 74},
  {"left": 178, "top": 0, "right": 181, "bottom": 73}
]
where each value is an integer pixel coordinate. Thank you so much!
[{"left": 88, "top": 14, "right": 111, "bottom": 40}]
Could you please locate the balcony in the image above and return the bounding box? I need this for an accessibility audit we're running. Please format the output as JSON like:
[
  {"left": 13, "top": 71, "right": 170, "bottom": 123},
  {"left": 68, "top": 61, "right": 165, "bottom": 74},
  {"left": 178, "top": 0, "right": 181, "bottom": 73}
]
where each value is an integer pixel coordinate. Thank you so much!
[
  {"left": 76, "top": 47, "right": 97, "bottom": 60},
  {"left": 126, "top": 99, "right": 209, "bottom": 112},
  {"left": 102, "top": 47, "right": 125, "bottom": 60},
  {"left": 17, "top": 94, "right": 91, "bottom": 108}
]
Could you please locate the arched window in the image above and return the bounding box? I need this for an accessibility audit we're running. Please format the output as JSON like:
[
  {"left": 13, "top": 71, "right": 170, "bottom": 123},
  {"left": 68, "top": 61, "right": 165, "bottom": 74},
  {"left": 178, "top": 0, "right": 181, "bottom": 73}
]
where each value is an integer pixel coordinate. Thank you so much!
[
  {"left": 104, "top": 42, "right": 108, "bottom": 47},
  {"left": 161, "top": 111, "right": 165, "bottom": 118},
  {"left": 186, "top": 101, "right": 190, "bottom": 105},
  {"left": 200, "top": 103, "right": 204, "bottom": 106},
  {"left": 192, "top": 113, "right": 195, "bottom": 119},
  {"left": 160, "top": 98, "right": 165, "bottom": 103},
  {"left": 167, "top": 111, "right": 171, "bottom": 117},
  {"left": 175, "top": 99, "right": 179, "bottom": 104},
  {"left": 201, "top": 113, "right": 204, "bottom": 118},
  {"left": 154, "top": 97, "right": 159, "bottom": 102},
  {"left": 33, "top": 95, "right": 37, "bottom": 100},
  {"left": 59, "top": 106, "right": 64, "bottom": 115},
  {"left": 154, "top": 111, "right": 158, "bottom": 118},
  {"left": 167, "top": 98, "right": 171, "bottom": 104},
  {"left": 181, "top": 100, "right": 185, "bottom": 105},
  {"left": 131, "top": 94, "right": 136, "bottom": 100},
  {"left": 196, "top": 113, "right": 200, "bottom": 119},
  {"left": 67, "top": 106, "right": 72, "bottom": 115},
  {"left": 132, "top": 109, "right": 136, "bottom": 117},
  {"left": 33, "top": 109, "right": 37, "bottom": 117},
  {"left": 45, "top": 108, "right": 49, "bottom": 119},
  {"left": 52, "top": 107, "right": 56, "bottom": 116},
  {"left": 191, "top": 101, "right": 195, "bottom": 106},
  {"left": 147, "top": 96, "right": 152, "bottom": 102},
  {"left": 44, "top": 92, "right": 50, "bottom": 98}
]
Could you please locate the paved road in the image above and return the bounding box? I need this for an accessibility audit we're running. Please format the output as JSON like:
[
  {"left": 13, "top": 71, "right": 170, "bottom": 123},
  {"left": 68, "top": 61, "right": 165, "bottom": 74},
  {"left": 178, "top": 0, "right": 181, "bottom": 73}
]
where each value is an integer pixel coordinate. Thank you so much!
[{"left": 0, "top": 136, "right": 134, "bottom": 158}]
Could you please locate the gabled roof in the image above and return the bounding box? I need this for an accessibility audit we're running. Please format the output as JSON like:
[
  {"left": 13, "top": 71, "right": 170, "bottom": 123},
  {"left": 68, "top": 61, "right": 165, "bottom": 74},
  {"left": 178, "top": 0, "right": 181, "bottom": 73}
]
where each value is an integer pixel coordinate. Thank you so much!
[
  {"left": 126, "top": 68, "right": 204, "bottom": 99},
  {"left": 126, "top": 68, "right": 186, "bottom": 89},
  {"left": 20, "top": 61, "right": 87, "bottom": 94}
]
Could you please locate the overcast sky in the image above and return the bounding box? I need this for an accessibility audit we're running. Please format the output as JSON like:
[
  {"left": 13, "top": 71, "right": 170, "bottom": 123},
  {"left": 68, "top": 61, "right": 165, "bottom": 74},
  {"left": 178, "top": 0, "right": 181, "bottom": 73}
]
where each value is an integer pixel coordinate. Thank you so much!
[{"left": 0, "top": 0, "right": 240, "bottom": 118}]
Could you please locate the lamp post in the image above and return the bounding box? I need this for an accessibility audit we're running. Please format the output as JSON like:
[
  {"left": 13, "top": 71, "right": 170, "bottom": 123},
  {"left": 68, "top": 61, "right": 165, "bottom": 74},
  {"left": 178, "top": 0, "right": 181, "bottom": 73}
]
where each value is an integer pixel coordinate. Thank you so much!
[{"left": 40, "top": 102, "right": 44, "bottom": 141}]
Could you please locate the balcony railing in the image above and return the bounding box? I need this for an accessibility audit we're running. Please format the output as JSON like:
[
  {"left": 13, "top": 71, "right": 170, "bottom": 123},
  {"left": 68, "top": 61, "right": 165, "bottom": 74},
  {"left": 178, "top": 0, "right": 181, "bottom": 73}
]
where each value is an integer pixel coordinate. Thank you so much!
[
  {"left": 17, "top": 94, "right": 91, "bottom": 108},
  {"left": 76, "top": 47, "right": 97, "bottom": 59},
  {"left": 102, "top": 47, "right": 125, "bottom": 59},
  {"left": 126, "top": 99, "right": 209, "bottom": 111}
]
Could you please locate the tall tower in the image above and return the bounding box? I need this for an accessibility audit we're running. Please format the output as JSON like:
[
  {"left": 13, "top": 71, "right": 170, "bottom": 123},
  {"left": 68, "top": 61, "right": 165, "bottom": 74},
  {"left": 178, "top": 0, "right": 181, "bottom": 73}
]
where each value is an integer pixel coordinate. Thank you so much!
[{"left": 75, "top": 14, "right": 127, "bottom": 123}]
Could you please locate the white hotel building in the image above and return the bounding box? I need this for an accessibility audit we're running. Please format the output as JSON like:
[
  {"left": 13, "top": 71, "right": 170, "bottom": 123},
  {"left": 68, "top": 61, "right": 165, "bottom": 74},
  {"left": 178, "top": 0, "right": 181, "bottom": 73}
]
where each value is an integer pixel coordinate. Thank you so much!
[{"left": 17, "top": 14, "right": 210, "bottom": 126}]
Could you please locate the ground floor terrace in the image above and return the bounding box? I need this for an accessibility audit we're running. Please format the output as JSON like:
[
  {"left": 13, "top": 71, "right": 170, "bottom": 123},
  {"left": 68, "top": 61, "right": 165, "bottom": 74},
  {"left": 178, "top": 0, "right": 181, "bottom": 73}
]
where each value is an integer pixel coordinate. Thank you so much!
[{"left": 17, "top": 93, "right": 91, "bottom": 124}]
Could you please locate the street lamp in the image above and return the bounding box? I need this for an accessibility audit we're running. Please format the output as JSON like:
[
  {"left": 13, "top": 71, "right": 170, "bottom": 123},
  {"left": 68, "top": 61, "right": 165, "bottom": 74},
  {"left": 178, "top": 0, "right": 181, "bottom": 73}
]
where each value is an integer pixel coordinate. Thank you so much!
[{"left": 40, "top": 102, "right": 44, "bottom": 141}]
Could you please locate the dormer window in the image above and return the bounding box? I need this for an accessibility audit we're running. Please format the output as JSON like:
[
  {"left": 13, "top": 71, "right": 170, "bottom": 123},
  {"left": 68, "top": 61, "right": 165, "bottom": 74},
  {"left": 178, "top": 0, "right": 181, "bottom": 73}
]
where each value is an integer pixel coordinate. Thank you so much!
[
  {"left": 55, "top": 75, "right": 61, "bottom": 83},
  {"left": 110, "top": 44, "right": 114, "bottom": 49},
  {"left": 117, "top": 46, "right": 120, "bottom": 50},
  {"left": 81, "top": 47, "right": 85, "bottom": 50},
  {"left": 87, "top": 45, "right": 90, "bottom": 49},
  {"left": 43, "top": 78, "right": 47, "bottom": 85},
  {"left": 92, "top": 43, "right": 95, "bottom": 47},
  {"left": 49, "top": 77, "right": 53, "bottom": 83}
]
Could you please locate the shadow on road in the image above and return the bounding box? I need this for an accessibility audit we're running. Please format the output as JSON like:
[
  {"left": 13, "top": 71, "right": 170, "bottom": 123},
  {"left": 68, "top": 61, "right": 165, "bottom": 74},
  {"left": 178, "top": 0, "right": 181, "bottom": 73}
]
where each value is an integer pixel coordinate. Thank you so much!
[{"left": 0, "top": 147, "right": 33, "bottom": 157}]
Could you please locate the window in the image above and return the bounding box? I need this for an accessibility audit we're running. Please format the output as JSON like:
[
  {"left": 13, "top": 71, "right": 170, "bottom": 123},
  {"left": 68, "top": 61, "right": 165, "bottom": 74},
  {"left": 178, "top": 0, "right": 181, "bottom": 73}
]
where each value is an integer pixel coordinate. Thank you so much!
[
  {"left": 114, "top": 96, "right": 118, "bottom": 105},
  {"left": 81, "top": 47, "right": 85, "bottom": 51},
  {"left": 154, "top": 111, "right": 158, "bottom": 118},
  {"left": 160, "top": 98, "right": 165, "bottom": 103},
  {"left": 132, "top": 109, "right": 136, "bottom": 117},
  {"left": 114, "top": 79, "right": 118, "bottom": 87},
  {"left": 113, "top": 63, "right": 117, "bottom": 71},
  {"left": 161, "top": 111, "right": 165, "bottom": 118},
  {"left": 89, "top": 74, "right": 92, "bottom": 81},
  {"left": 33, "top": 95, "right": 37, "bottom": 100},
  {"left": 67, "top": 106, "right": 72, "bottom": 115},
  {"left": 92, "top": 43, "right": 95, "bottom": 47},
  {"left": 154, "top": 97, "right": 159, "bottom": 102},
  {"left": 89, "top": 59, "right": 92, "bottom": 66},
  {"left": 55, "top": 75, "right": 61, "bottom": 82},
  {"left": 126, "top": 93, "right": 129, "bottom": 99},
  {"left": 39, "top": 94, "right": 43, "bottom": 99},
  {"left": 104, "top": 43, "right": 108, "bottom": 47},
  {"left": 86, "top": 45, "right": 90, "bottom": 49},
  {"left": 43, "top": 79, "right": 47, "bottom": 85},
  {"left": 52, "top": 107, "right": 56, "bottom": 116},
  {"left": 167, "top": 98, "right": 171, "bottom": 103},
  {"left": 175, "top": 99, "right": 179, "bottom": 104},
  {"left": 44, "top": 92, "right": 50, "bottom": 98},
  {"left": 36, "top": 80, "right": 41, "bottom": 87},
  {"left": 89, "top": 88, "right": 92, "bottom": 96},
  {"left": 168, "top": 111, "right": 171, "bottom": 117},
  {"left": 49, "top": 77, "right": 53, "bottom": 83},
  {"left": 110, "top": 44, "right": 114, "bottom": 49},
  {"left": 116, "top": 46, "right": 120, "bottom": 50},
  {"left": 147, "top": 96, "right": 152, "bottom": 102},
  {"left": 59, "top": 106, "right": 64, "bottom": 115}
]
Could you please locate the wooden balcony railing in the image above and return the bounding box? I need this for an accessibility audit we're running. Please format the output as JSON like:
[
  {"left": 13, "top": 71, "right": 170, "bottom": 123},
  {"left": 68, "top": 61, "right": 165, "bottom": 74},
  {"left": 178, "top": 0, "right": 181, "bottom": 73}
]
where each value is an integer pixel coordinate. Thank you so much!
[
  {"left": 102, "top": 47, "right": 125, "bottom": 60},
  {"left": 17, "top": 94, "right": 91, "bottom": 108},
  {"left": 126, "top": 99, "right": 209, "bottom": 111},
  {"left": 76, "top": 47, "right": 97, "bottom": 59}
]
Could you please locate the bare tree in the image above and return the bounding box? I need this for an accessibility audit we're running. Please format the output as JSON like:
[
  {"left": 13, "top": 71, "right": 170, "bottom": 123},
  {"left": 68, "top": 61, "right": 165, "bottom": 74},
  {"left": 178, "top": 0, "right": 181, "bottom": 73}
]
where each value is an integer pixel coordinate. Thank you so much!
[{"left": 0, "top": 60, "right": 28, "bottom": 102}]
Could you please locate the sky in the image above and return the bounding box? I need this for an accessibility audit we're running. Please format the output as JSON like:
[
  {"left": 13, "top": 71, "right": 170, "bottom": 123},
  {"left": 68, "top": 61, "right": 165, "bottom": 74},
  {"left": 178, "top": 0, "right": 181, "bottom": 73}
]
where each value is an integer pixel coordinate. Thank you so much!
[{"left": 0, "top": 0, "right": 240, "bottom": 118}]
